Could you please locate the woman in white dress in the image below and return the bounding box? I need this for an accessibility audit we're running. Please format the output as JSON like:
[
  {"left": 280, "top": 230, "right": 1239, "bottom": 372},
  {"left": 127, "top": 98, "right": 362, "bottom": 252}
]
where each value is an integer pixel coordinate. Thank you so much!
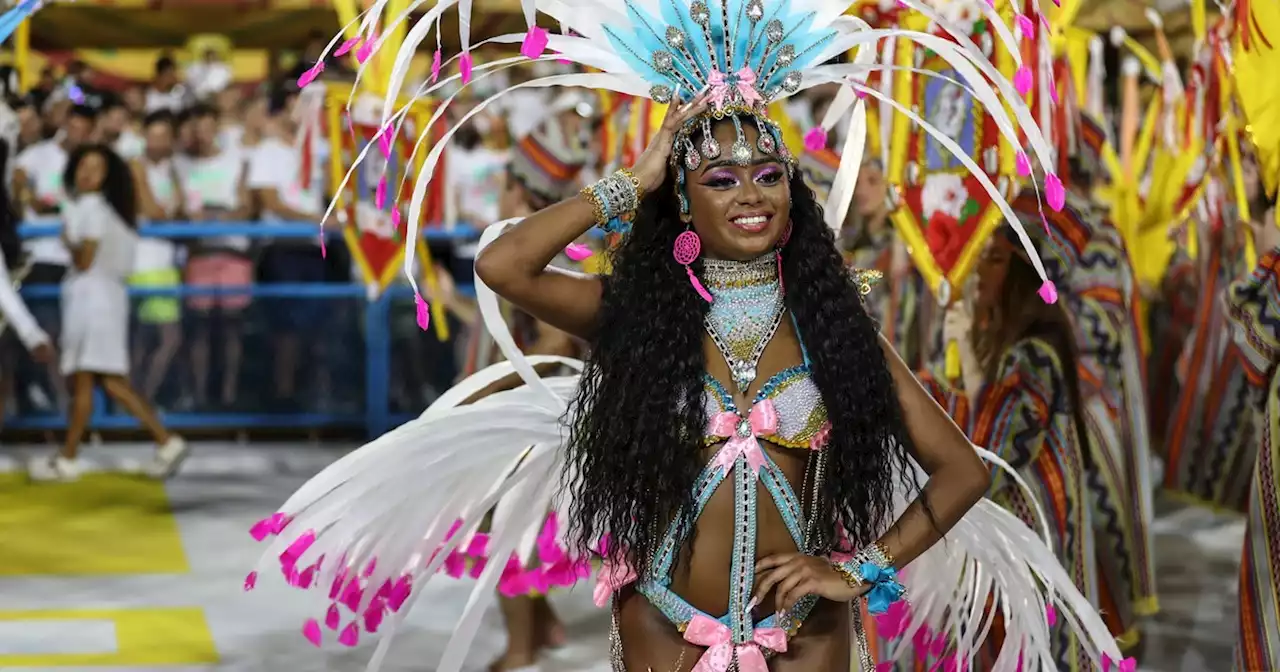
[{"left": 27, "top": 145, "right": 186, "bottom": 482}]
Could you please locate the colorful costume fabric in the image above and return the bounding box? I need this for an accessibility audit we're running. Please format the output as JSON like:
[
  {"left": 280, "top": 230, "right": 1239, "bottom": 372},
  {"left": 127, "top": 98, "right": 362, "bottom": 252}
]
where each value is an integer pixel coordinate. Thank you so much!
[
  {"left": 919, "top": 336, "right": 1094, "bottom": 671},
  {"left": 1146, "top": 245, "right": 1197, "bottom": 449},
  {"left": 1225, "top": 248, "right": 1280, "bottom": 671},
  {"left": 1163, "top": 229, "right": 1257, "bottom": 512}
]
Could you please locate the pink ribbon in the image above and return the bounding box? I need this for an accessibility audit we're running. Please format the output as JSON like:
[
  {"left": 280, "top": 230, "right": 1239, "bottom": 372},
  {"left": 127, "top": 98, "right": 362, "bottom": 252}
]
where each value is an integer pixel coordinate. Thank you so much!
[
  {"left": 682, "top": 615, "right": 788, "bottom": 672},
  {"left": 706, "top": 400, "right": 778, "bottom": 476},
  {"left": 593, "top": 559, "right": 637, "bottom": 607},
  {"left": 707, "top": 67, "right": 765, "bottom": 110}
]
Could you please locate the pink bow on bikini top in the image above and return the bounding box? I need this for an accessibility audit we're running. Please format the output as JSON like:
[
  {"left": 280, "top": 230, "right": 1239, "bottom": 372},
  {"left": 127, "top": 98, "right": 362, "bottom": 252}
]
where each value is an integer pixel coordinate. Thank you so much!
[
  {"left": 683, "top": 614, "right": 788, "bottom": 672},
  {"left": 706, "top": 400, "right": 779, "bottom": 476},
  {"left": 593, "top": 559, "right": 636, "bottom": 607}
]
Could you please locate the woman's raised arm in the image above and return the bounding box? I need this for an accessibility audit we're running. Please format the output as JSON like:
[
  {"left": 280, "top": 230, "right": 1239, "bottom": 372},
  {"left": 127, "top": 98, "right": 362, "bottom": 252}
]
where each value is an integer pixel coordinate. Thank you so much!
[{"left": 475, "top": 94, "right": 709, "bottom": 341}]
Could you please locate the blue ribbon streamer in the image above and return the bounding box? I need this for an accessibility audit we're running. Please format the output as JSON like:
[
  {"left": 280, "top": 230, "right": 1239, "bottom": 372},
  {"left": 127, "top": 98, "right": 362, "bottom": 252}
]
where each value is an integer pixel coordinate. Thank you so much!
[{"left": 860, "top": 562, "right": 906, "bottom": 615}]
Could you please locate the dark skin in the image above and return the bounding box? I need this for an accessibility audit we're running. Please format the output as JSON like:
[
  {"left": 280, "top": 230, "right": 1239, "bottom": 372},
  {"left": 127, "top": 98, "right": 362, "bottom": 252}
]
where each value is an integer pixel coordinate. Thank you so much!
[{"left": 476, "top": 97, "right": 989, "bottom": 670}]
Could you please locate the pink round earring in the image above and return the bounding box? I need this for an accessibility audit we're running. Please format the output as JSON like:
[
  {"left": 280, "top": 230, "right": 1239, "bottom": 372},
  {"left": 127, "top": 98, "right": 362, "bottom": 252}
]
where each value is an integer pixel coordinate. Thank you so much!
[
  {"left": 777, "top": 220, "right": 793, "bottom": 248},
  {"left": 674, "top": 230, "right": 713, "bottom": 303}
]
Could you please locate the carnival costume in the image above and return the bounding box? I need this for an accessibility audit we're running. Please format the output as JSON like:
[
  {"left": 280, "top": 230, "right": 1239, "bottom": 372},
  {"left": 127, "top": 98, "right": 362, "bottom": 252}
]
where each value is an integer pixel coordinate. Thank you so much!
[{"left": 249, "top": 1, "right": 1128, "bottom": 670}]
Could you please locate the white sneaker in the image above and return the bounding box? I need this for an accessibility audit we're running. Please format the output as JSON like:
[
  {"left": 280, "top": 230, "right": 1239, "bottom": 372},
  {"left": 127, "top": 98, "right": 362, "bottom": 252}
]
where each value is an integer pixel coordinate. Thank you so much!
[
  {"left": 28, "top": 455, "right": 83, "bottom": 482},
  {"left": 145, "top": 436, "right": 189, "bottom": 479}
]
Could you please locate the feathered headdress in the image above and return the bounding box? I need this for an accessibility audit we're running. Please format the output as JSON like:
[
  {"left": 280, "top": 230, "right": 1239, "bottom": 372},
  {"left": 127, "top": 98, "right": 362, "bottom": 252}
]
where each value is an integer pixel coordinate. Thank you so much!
[{"left": 309, "top": 0, "right": 1069, "bottom": 323}]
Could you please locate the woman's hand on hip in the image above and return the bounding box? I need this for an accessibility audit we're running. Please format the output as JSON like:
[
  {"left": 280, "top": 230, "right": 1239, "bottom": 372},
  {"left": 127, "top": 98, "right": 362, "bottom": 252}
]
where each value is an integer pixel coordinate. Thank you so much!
[
  {"left": 631, "top": 91, "right": 710, "bottom": 193},
  {"left": 752, "top": 553, "right": 869, "bottom": 613}
]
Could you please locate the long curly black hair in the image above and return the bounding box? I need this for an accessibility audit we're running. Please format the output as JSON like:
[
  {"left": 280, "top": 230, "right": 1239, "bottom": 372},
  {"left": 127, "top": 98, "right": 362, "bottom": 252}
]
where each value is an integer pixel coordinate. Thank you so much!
[
  {"left": 64, "top": 144, "right": 138, "bottom": 230},
  {"left": 562, "top": 167, "right": 920, "bottom": 576}
]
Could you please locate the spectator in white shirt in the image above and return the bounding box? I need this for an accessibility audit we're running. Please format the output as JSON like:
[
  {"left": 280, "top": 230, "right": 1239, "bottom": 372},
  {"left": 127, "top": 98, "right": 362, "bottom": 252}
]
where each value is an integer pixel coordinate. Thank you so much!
[
  {"left": 144, "top": 56, "right": 189, "bottom": 114},
  {"left": 249, "top": 109, "right": 328, "bottom": 409},
  {"left": 128, "top": 110, "right": 185, "bottom": 403},
  {"left": 99, "top": 97, "right": 144, "bottom": 160},
  {"left": 186, "top": 48, "right": 233, "bottom": 102},
  {"left": 177, "top": 103, "right": 251, "bottom": 410},
  {"left": 28, "top": 144, "right": 186, "bottom": 482}
]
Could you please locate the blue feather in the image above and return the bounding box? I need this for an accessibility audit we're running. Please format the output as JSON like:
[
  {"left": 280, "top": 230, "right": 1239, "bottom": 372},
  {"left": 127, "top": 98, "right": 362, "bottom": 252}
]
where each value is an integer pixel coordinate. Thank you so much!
[
  {"left": 0, "top": 1, "right": 37, "bottom": 45},
  {"left": 659, "top": 0, "right": 712, "bottom": 85}
]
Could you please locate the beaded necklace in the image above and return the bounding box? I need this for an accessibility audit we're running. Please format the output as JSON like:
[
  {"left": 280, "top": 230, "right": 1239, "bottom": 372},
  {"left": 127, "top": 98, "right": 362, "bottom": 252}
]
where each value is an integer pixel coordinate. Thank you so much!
[{"left": 703, "top": 253, "right": 785, "bottom": 394}]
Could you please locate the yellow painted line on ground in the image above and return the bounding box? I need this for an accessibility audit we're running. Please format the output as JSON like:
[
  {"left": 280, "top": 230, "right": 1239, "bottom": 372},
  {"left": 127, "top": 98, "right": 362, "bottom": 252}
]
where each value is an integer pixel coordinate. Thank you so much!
[
  {"left": 0, "top": 608, "right": 219, "bottom": 666},
  {"left": 0, "top": 473, "right": 188, "bottom": 575}
]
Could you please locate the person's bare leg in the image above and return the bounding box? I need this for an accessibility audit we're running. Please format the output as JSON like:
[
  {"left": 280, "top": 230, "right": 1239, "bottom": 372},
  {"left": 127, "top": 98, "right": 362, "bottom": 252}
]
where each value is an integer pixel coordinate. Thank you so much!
[
  {"left": 491, "top": 595, "right": 540, "bottom": 670},
  {"left": 100, "top": 375, "right": 170, "bottom": 445},
  {"left": 273, "top": 333, "right": 298, "bottom": 400},
  {"left": 221, "top": 314, "right": 243, "bottom": 406},
  {"left": 143, "top": 323, "right": 182, "bottom": 400},
  {"left": 61, "top": 372, "right": 96, "bottom": 460},
  {"left": 190, "top": 314, "right": 211, "bottom": 406},
  {"left": 533, "top": 597, "right": 566, "bottom": 649}
]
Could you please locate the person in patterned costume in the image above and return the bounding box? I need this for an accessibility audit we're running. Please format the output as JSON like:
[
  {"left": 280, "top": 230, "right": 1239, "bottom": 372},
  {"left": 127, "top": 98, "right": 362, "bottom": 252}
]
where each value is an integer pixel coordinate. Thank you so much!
[
  {"left": 916, "top": 195, "right": 1097, "bottom": 671},
  {"left": 1226, "top": 217, "right": 1280, "bottom": 671}
]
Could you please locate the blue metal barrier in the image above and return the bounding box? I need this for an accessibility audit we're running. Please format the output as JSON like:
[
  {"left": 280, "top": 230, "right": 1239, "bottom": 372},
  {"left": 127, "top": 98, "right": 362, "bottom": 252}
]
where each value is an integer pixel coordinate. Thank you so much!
[{"left": 9, "top": 221, "right": 479, "bottom": 438}]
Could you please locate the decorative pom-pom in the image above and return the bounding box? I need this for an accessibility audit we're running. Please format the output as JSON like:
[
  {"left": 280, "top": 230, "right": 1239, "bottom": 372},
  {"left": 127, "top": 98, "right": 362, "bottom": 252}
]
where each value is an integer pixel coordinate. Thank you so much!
[
  {"left": 1014, "top": 66, "right": 1033, "bottom": 96},
  {"left": 338, "top": 622, "right": 359, "bottom": 647},
  {"left": 803, "top": 127, "right": 828, "bottom": 152},
  {"left": 297, "top": 63, "right": 324, "bottom": 89},
  {"left": 460, "top": 53, "right": 474, "bottom": 84},
  {"left": 1015, "top": 150, "right": 1032, "bottom": 177},
  {"left": 334, "top": 36, "right": 361, "bottom": 57},
  {"left": 1038, "top": 280, "right": 1058, "bottom": 304},
  {"left": 430, "top": 49, "right": 442, "bottom": 82},
  {"left": 1015, "top": 14, "right": 1034, "bottom": 36},
  {"left": 302, "top": 619, "right": 323, "bottom": 646},
  {"left": 415, "top": 293, "right": 430, "bottom": 331},
  {"left": 1045, "top": 173, "right": 1066, "bottom": 211},
  {"left": 565, "top": 243, "right": 593, "bottom": 261},
  {"left": 520, "top": 25, "right": 550, "bottom": 59}
]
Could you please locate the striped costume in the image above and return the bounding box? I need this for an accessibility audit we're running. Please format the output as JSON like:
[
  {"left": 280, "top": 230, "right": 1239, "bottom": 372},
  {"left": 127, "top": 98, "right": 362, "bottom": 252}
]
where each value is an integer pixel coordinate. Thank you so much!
[
  {"left": 1163, "top": 229, "right": 1257, "bottom": 512},
  {"left": 1016, "top": 192, "right": 1156, "bottom": 644},
  {"left": 921, "top": 337, "right": 1095, "bottom": 671},
  {"left": 1146, "top": 245, "right": 1198, "bottom": 451},
  {"left": 1225, "top": 248, "right": 1280, "bottom": 671}
]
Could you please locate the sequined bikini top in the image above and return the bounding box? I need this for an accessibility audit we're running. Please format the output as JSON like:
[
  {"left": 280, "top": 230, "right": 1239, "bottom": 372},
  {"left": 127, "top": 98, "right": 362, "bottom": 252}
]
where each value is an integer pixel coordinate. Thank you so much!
[{"left": 701, "top": 365, "right": 831, "bottom": 450}]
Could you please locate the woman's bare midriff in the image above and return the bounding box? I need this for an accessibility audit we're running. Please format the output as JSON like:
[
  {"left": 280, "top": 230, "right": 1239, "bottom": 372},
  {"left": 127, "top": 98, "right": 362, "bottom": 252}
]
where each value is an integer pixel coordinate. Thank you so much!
[{"left": 613, "top": 440, "right": 852, "bottom": 671}]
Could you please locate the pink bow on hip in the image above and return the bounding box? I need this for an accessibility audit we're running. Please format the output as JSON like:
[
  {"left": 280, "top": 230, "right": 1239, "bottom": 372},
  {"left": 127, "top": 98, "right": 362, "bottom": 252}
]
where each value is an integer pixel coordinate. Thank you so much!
[
  {"left": 706, "top": 399, "right": 779, "bottom": 477},
  {"left": 683, "top": 614, "right": 788, "bottom": 672},
  {"left": 592, "top": 559, "right": 636, "bottom": 607},
  {"left": 707, "top": 67, "right": 765, "bottom": 110}
]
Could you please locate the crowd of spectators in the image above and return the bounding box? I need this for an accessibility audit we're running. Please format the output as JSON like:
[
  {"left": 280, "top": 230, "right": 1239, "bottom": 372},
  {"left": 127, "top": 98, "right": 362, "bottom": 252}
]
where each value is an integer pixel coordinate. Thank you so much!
[{"left": 2, "top": 36, "right": 455, "bottom": 425}]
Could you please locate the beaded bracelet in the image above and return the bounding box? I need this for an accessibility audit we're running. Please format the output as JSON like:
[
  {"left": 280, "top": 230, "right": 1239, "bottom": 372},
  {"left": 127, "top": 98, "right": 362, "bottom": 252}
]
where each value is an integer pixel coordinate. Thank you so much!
[{"left": 581, "top": 169, "right": 642, "bottom": 234}]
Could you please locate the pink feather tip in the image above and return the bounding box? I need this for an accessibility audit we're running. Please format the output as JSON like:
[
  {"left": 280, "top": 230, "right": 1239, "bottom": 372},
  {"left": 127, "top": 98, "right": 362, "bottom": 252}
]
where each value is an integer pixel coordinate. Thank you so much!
[
  {"left": 1045, "top": 173, "right": 1066, "bottom": 211},
  {"left": 338, "top": 622, "right": 359, "bottom": 647},
  {"left": 1045, "top": 603, "right": 1057, "bottom": 625},
  {"left": 243, "top": 571, "right": 258, "bottom": 591},
  {"left": 319, "top": 232, "right": 327, "bottom": 258},
  {"left": 1014, "top": 66, "right": 1033, "bottom": 96},
  {"left": 415, "top": 293, "right": 431, "bottom": 331},
  {"left": 334, "top": 36, "right": 362, "bottom": 57},
  {"left": 391, "top": 208, "right": 402, "bottom": 231},
  {"left": 1015, "top": 150, "right": 1031, "bottom": 177},
  {"left": 297, "top": 63, "right": 324, "bottom": 89},
  {"left": 520, "top": 26, "right": 550, "bottom": 59},
  {"left": 803, "top": 127, "right": 828, "bottom": 153},
  {"left": 459, "top": 53, "right": 474, "bottom": 84},
  {"left": 379, "top": 126, "right": 394, "bottom": 158},
  {"left": 1015, "top": 14, "right": 1034, "bottom": 36},
  {"left": 1049, "top": 76, "right": 1059, "bottom": 104},
  {"left": 302, "top": 619, "right": 323, "bottom": 647},
  {"left": 565, "top": 243, "right": 594, "bottom": 261},
  {"left": 1038, "top": 280, "right": 1058, "bottom": 304},
  {"left": 430, "top": 50, "right": 442, "bottom": 82},
  {"left": 375, "top": 176, "right": 388, "bottom": 210},
  {"left": 356, "top": 37, "right": 375, "bottom": 64}
]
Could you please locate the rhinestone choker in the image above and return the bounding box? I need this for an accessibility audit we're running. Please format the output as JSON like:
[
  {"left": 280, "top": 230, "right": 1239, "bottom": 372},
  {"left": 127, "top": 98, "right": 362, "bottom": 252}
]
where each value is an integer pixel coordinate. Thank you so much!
[{"left": 702, "top": 253, "right": 785, "bottom": 394}]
